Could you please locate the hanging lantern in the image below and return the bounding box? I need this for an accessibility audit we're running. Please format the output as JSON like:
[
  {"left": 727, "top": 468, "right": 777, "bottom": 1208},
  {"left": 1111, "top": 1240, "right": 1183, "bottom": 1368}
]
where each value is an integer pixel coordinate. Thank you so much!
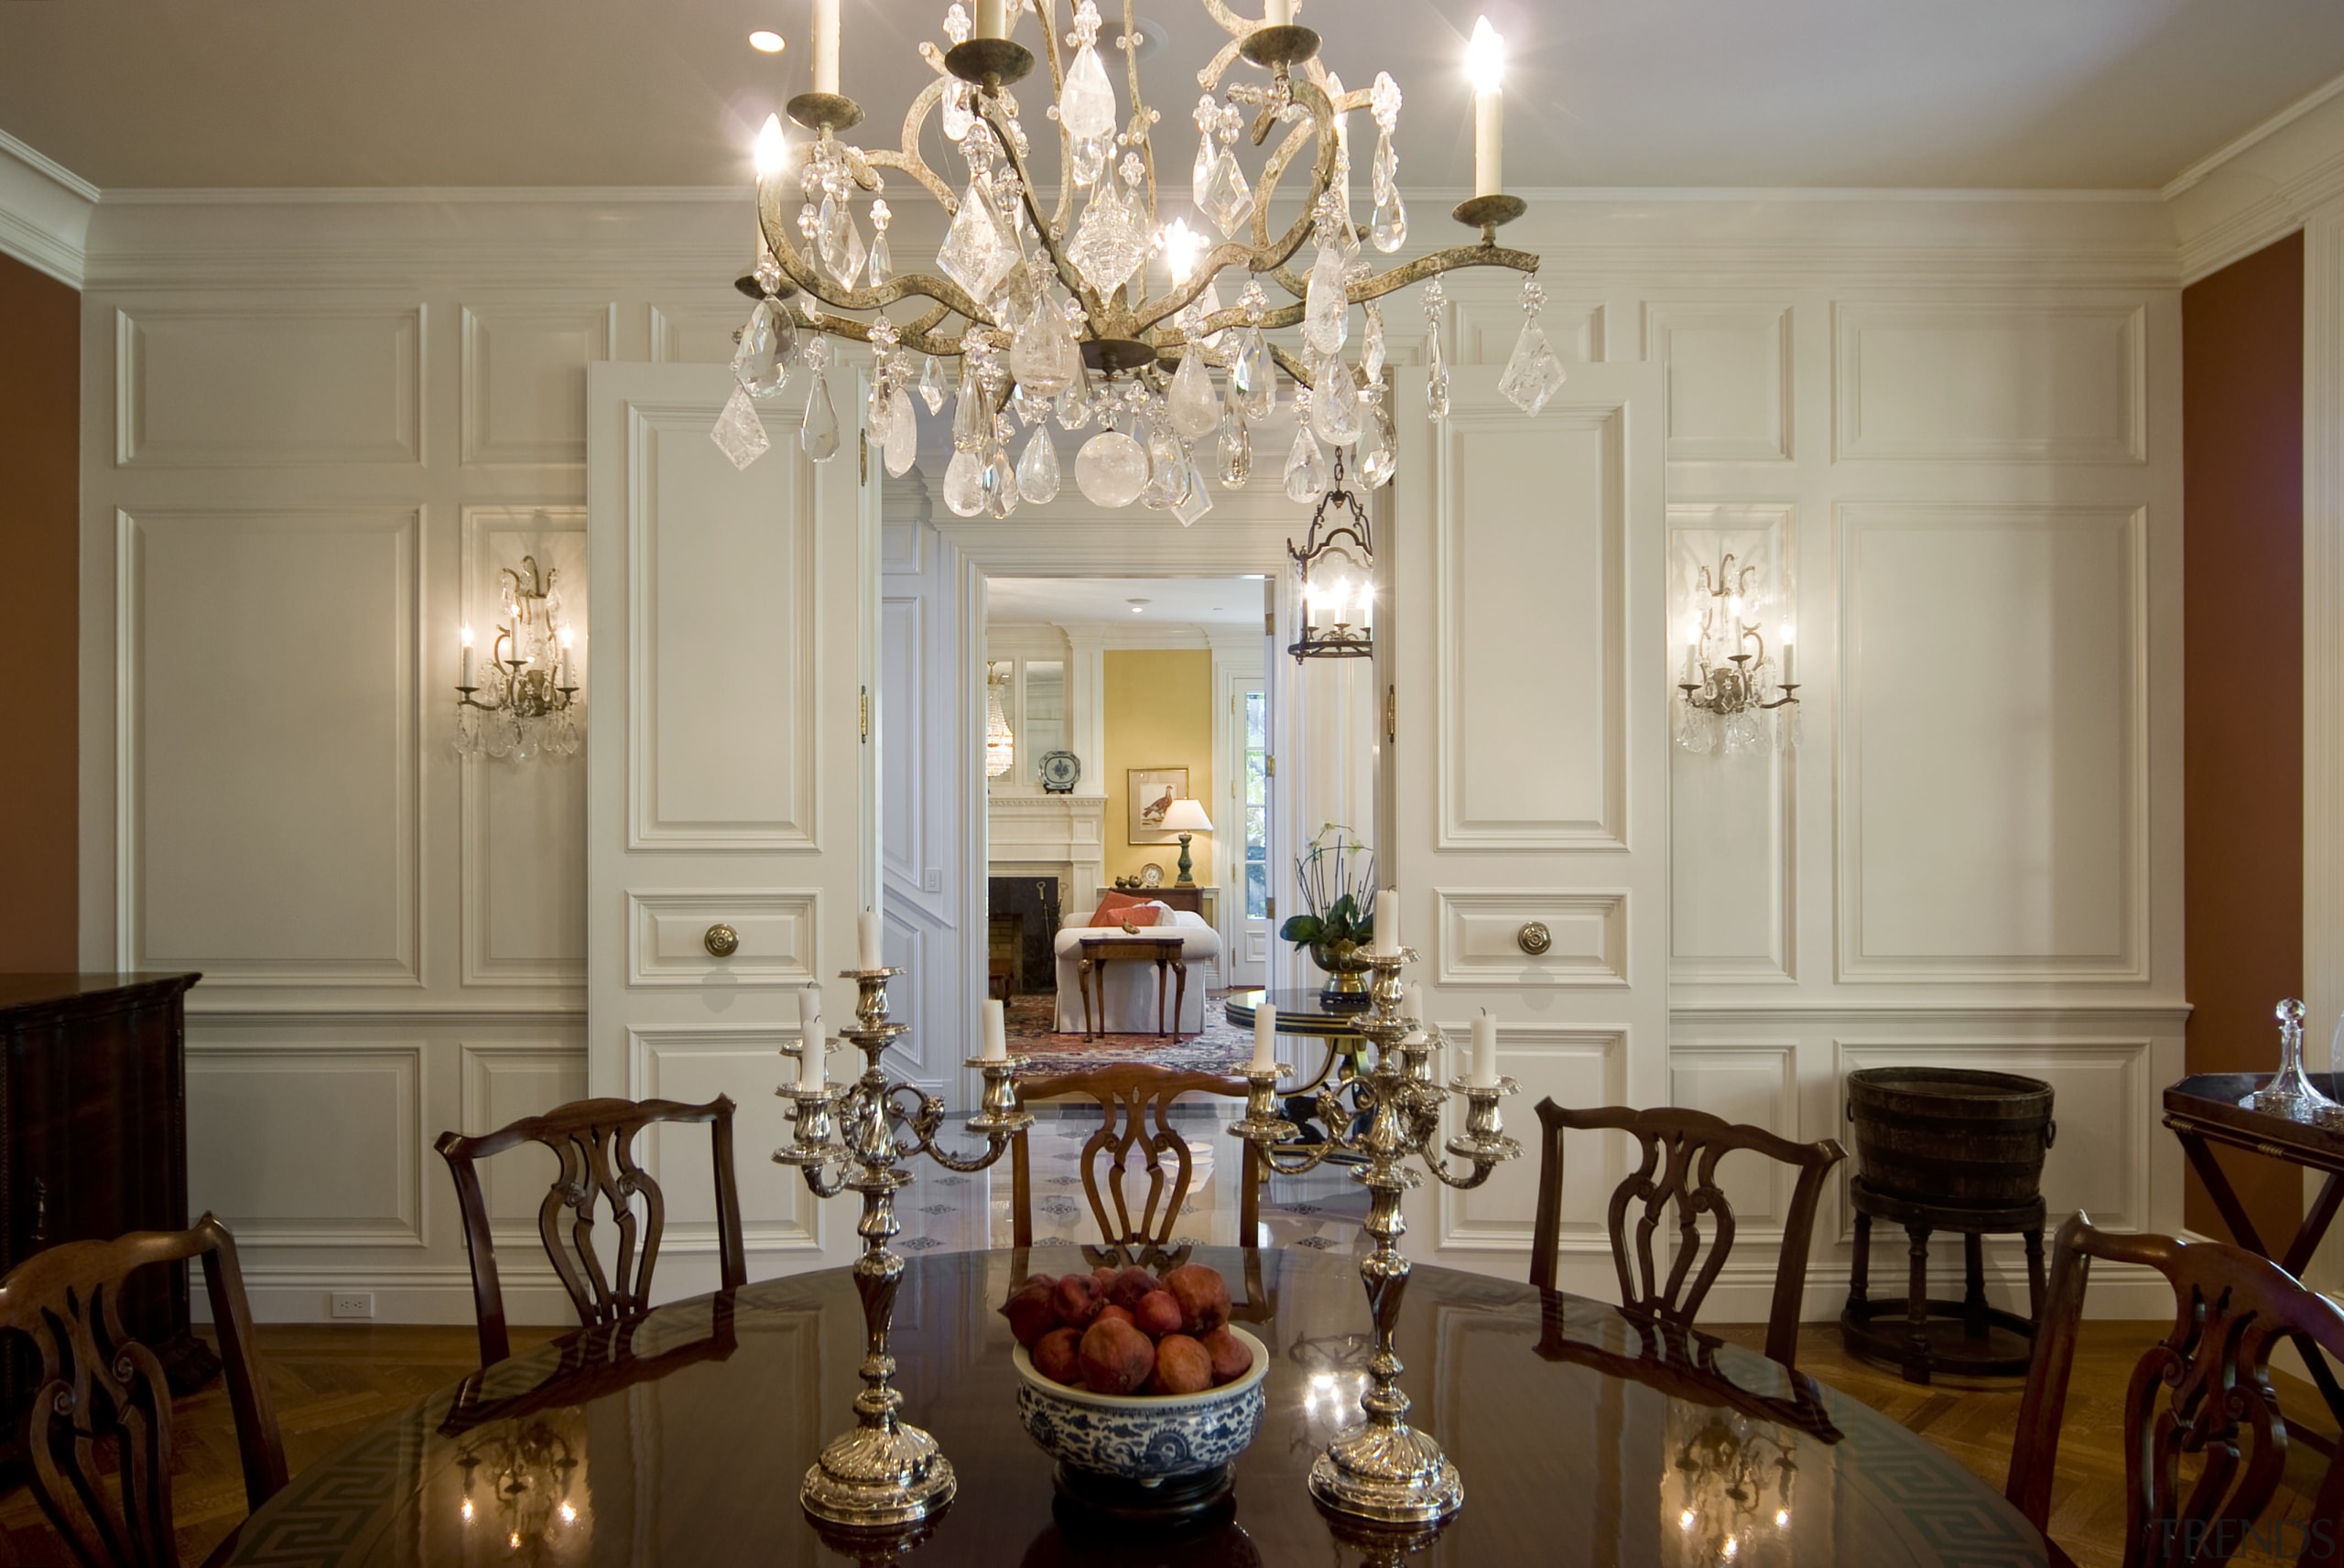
[{"left": 985, "top": 663, "right": 1015, "bottom": 778}]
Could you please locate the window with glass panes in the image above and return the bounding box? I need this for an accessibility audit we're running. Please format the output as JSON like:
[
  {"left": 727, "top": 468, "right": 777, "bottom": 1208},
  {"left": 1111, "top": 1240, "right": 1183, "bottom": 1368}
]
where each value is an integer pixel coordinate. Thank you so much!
[{"left": 1243, "top": 691, "right": 1268, "bottom": 918}]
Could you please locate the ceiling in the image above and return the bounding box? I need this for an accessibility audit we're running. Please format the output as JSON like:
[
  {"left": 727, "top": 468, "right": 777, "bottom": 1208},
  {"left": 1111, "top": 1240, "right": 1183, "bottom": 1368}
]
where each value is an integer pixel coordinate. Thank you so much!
[
  {"left": 3, "top": 1, "right": 2343, "bottom": 191},
  {"left": 987, "top": 576, "right": 1266, "bottom": 629}
]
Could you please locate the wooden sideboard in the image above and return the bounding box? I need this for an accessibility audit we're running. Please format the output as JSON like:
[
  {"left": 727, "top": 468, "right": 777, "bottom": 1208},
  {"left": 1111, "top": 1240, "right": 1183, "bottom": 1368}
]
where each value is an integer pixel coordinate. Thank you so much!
[
  {"left": 1094, "top": 885, "right": 1216, "bottom": 922},
  {"left": 0, "top": 973, "right": 215, "bottom": 1434}
]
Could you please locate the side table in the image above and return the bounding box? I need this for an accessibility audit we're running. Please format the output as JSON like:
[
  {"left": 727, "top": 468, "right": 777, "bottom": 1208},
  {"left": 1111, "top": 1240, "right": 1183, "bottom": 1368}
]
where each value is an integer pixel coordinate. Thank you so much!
[
  {"left": 1841, "top": 1178, "right": 2047, "bottom": 1384},
  {"left": 1074, "top": 935, "right": 1187, "bottom": 1038}
]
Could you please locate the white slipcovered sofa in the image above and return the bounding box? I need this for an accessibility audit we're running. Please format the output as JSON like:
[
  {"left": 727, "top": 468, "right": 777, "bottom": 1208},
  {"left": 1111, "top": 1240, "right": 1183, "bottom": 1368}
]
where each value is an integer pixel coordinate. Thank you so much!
[{"left": 1051, "top": 905, "right": 1223, "bottom": 1033}]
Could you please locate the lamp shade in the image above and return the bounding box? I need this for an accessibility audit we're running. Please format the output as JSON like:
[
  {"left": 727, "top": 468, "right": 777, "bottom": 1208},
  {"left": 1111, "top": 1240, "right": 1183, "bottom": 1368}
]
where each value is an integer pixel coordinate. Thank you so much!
[{"left": 1159, "top": 798, "right": 1213, "bottom": 834}]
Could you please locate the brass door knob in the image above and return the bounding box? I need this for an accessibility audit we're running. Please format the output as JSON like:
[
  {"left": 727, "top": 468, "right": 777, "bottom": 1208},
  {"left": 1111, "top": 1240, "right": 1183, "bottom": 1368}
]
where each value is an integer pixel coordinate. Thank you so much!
[
  {"left": 704, "top": 924, "right": 741, "bottom": 958},
  {"left": 1517, "top": 922, "right": 1552, "bottom": 957}
]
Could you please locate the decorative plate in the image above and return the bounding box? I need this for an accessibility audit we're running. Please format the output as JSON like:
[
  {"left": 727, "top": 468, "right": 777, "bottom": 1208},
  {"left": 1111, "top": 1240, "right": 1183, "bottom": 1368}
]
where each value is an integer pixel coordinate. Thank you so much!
[
  {"left": 1139, "top": 863, "right": 1163, "bottom": 889},
  {"left": 1039, "top": 750, "right": 1081, "bottom": 794}
]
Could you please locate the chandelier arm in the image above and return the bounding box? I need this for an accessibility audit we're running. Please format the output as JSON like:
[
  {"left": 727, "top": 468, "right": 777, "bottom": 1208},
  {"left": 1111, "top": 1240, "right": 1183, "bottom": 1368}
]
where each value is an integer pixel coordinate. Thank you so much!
[
  {"left": 1195, "top": 35, "right": 1247, "bottom": 92},
  {"left": 861, "top": 147, "right": 957, "bottom": 210},
  {"left": 1121, "top": 0, "right": 1162, "bottom": 260},
  {"left": 869, "top": 74, "right": 959, "bottom": 209},
  {"left": 1029, "top": 0, "right": 1078, "bottom": 237},
  {"left": 975, "top": 95, "right": 1109, "bottom": 329},
  {"left": 784, "top": 300, "right": 972, "bottom": 360},
  {"left": 759, "top": 176, "right": 1000, "bottom": 327},
  {"left": 1245, "top": 81, "right": 1340, "bottom": 298}
]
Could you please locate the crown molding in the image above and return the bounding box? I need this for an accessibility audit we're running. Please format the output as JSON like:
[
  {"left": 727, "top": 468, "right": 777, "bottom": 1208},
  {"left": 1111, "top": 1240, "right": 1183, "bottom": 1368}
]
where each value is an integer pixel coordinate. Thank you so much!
[
  {"left": 2164, "top": 69, "right": 2344, "bottom": 200},
  {"left": 2165, "top": 70, "right": 2344, "bottom": 283},
  {"left": 0, "top": 128, "right": 96, "bottom": 287}
]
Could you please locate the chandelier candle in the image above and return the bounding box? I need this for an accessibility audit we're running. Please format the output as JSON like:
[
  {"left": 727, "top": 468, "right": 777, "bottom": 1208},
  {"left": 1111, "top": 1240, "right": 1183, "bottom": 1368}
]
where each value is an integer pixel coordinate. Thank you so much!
[
  {"left": 810, "top": 0, "right": 840, "bottom": 94},
  {"left": 1467, "top": 17, "right": 1504, "bottom": 198}
]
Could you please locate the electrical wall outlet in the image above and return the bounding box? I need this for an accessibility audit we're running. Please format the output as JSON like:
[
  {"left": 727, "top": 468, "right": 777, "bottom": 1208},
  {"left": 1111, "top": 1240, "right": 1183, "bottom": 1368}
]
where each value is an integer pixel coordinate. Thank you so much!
[{"left": 330, "top": 1292, "right": 374, "bottom": 1320}]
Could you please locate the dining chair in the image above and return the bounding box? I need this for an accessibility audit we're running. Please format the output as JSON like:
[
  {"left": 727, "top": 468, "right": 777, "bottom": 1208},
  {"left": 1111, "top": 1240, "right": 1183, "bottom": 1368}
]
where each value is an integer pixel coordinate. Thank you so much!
[
  {"left": 2007, "top": 1212, "right": 2344, "bottom": 1567},
  {"left": 436, "top": 1095, "right": 747, "bottom": 1368},
  {"left": 1528, "top": 1100, "right": 1846, "bottom": 1369},
  {"left": 1009, "top": 1062, "right": 1260, "bottom": 1268},
  {"left": 0, "top": 1214, "right": 287, "bottom": 1568}
]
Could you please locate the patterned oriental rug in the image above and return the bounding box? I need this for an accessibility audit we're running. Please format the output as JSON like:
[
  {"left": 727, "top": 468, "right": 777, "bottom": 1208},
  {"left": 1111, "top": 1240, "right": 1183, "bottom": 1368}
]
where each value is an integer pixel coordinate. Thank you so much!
[{"left": 1004, "top": 992, "right": 1254, "bottom": 1076}]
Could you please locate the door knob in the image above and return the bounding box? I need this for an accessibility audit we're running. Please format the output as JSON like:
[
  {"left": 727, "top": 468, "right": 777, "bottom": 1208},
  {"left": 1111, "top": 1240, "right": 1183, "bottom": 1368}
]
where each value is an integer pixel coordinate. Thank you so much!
[
  {"left": 704, "top": 924, "right": 741, "bottom": 957},
  {"left": 1517, "top": 922, "right": 1552, "bottom": 957}
]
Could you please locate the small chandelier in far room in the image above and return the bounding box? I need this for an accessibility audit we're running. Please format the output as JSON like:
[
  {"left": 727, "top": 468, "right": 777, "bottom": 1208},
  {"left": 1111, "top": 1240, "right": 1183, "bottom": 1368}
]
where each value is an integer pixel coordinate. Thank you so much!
[
  {"left": 1286, "top": 449, "right": 1373, "bottom": 663},
  {"left": 985, "top": 662, "right": 1016, "bottom": 777},
  {"left": 1675, "top": 550, "right": 1797, "bottom": 755},
  {"left": 456, "top": 555, "right": 581, "bottom": 762}
]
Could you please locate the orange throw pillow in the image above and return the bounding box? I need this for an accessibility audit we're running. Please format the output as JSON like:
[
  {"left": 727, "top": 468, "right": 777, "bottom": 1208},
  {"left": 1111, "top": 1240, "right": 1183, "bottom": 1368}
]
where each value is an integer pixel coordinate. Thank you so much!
[{"left": 1090, "top": 891, "right": 1156, "bottom": 927}]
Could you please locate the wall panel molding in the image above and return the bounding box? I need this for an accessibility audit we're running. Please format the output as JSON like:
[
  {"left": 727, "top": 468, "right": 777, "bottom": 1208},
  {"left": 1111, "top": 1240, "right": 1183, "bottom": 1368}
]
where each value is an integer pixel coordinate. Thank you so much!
[
  {"left": 1643, "top": 303, "right": 1794, "bottom": 461},
  {"left": 114, "top": 304, "right": 423, "bottom": 468},
  {"left": 1434, "top": 888, "right": 1629, "bottom": 987},
  {"left": 1434, "top": 1023, "right": 1627, "bottom": 1253},
  {"left": 116, "top": 506, "right": 422, "bottom": 986},
  {"left": 460, "top": 302, "right": 616, "bottom": 466},
  {"left": 186, "top": 1041, "right": 426, "bottom": 1247},
  {"left": 1837, "top": 503, "right": 2149, "bottom": 982},
  {"left": 625, "top": 889, "right": 819, "bottom": 985},
  {"left": 627, "top": 1025, "right": 826, "bottom": 1253},
  {"left": 1833, "top": 302, "right": 2146, "bottom": 463}
]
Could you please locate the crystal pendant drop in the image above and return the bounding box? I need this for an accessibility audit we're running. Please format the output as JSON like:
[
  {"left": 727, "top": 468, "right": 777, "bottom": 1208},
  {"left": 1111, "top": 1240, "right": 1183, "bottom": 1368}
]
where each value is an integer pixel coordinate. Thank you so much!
[
  {"left": 1370, "top": 133, "right": 1407, "bottom": 253},
  {"left": 1057, "top": 382, "right": 1093, "bottom": 430},
  {"left": 1218, "top": 409, "right": 1252, "bottom": 489},
  {"left": 1303, "top": 241, "right": 1349, "bottom": 358},
  {"left": 732, "top": 300, "right": 789, "bottom": 398},
  {"left": 982, "top": 445, "right": 1020, "bottom": 517},
  {"left": 1141, "top": 415, "right": 1185, "bottom": 509},
  {"left": 816, "top": 191, "right": 843, "bottom": 276},
  {"left": 1312, "top": 359, "right": 1364, "bottom": 445},
  {"left": 1016, "top": 425, "right": 1062, "bottom": 503},
  {"left": 1358, "top": 390, "right": 1397, "bottom": 488},
  {"left": 939, "top": 176, "right": 1017, "bottom": 301},
  {"left": 1361, "top": 301, "right": 1387, "bottom": 384},
  {"left": 1009, "top": 297, "right": 1081, "bottom": 400},
  {"left": 711, "top": 384, "right": 771, "bottom": 470},
  {"left": 1232, "top": 328, "right": 1274, "bottom": 422},
  {"left": 951, "top": 359, "right": 988, "bottom": 451},
  {"left": 1424, "top": 279, "right": 1450, "bottom": 421},
  {"left": 835, "top": 208, "right": 866, "bottom": 289},
  {"left": 1174, "top": 446, "right": 1215, "bottom": 525},
  {"left": 1059, "top": 38, "right": 1118, "bottom": 147},
  {"left": 1192, "top": 113, "right": 1217, "bottom": 210},
  {"left": 943, "top": 449, "right": 985, "bottom": 516},
  {"left": 1283, "top": 421, "right": 1331, "bottom": 503},
  {"left": 1199, "top": 146, "right": 1253, "bottom": 237},
  {"left": 800, "top": 370, "right": 841, "bottom": 461},
  {"left": 868, "top": 229, "right": 893, "bottom": 288},
  {"left": 882, "top": 387, "right": 918, "bottom": 477},
  {"left": 917, "top": 355, "right": 948, "bottom": 415},
  {"left": 1067, "top": 178, "right": 1149, "bottom": 298},
  {"left": 1075, "top": 429, "right": 1148, "bottom": 507},
  {"left": 1498, "top": 281, "right": 1568, "bottom": 416},
  {"left": 1166, "top": 350, "right": 1220, "bottom": 439}
]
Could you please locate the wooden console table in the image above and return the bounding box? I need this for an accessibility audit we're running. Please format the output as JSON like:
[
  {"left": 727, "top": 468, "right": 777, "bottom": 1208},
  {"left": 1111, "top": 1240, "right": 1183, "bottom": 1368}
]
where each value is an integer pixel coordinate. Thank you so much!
[{"left": 1073, "top": 935, "right": 1187, "bottom": 1037}]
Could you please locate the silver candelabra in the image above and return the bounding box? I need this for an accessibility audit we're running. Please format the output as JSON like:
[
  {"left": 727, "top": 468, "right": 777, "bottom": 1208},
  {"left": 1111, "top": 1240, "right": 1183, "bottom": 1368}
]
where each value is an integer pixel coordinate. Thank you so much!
[
  {"left": 776, "top": 966, "right": 1031, "bottom": 1530},
  {"left": 1230, "top": 948, "right": 1521, "bottom": 1525}
]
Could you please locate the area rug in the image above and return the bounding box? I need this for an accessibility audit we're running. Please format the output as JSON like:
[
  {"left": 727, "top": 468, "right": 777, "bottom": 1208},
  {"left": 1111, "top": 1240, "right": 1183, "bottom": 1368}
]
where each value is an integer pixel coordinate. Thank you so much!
[{"left": 1005, "top": 991, "right": 1253, "bottom": 1076}]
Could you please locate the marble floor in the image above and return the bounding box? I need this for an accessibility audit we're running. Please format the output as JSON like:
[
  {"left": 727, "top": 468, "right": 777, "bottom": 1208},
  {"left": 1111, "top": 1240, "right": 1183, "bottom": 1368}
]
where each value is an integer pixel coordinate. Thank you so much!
[{"left": 887, "top": 1103, "right": 1373, "bottom": 1257}]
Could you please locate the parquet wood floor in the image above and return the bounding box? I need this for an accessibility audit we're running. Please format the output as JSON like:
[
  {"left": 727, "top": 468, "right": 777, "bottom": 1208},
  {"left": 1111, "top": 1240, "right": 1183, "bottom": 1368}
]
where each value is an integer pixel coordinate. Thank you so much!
[{"left": 0, "top": 1318, "right": 2328, "bottom": 1565}]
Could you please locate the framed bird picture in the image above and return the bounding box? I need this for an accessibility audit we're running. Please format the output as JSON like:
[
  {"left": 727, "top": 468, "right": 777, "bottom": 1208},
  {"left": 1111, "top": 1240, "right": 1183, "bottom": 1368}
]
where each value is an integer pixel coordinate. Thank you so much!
[{"left": 1127, "top": 767, "right": 1189, "bottom": 845}]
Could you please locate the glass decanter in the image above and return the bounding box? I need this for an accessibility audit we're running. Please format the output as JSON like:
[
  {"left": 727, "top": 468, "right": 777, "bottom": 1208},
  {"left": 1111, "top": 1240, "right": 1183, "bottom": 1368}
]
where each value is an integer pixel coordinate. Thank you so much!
[{"left": 2241, "top": 998, "right": 2343, "bottom": 1120}]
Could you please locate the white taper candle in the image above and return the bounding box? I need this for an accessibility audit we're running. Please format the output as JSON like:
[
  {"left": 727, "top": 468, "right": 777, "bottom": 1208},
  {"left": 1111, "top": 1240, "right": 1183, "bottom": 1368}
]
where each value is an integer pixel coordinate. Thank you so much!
[
  {"left": 975, "top": 0, "right": 1006, "bottom": 38},
  {"left": 982, "top": 998, "right": 1007, "bottom": 1059},
  {"left": 1375, "top": 889, "right": 1400, "bottom": 957},
  {"left": 812, "top": 0, "right": 841, "bottom": 94},
  {"left": 798, "top": 984, "right": 825, "bottom": 1089},
  {"left": 857, "top": 910, "right": 883, "bottom": 970},
  {"left": 1470, "top": 1010, "right": 1499, "bottom": 1087},
  {"left": 1467, "top": 17, "right": 1505, "bottom": 199},
  {"left": 1253, "top": 1002, "right": 1278, "bottom": 1072}
]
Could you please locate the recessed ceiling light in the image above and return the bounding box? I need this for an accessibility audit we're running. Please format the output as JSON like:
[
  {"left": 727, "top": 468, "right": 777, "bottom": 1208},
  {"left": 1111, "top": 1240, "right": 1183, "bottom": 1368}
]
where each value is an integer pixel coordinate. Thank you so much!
[{"left": 749, "top": 29, "right": 787, "bottom": 52}]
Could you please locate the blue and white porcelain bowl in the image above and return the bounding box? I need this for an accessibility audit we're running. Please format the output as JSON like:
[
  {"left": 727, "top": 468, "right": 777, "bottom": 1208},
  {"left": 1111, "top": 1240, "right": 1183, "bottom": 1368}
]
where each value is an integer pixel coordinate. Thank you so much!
[{"left": 1012, "top": 1326, "right": 1270, "bottom": 1482}]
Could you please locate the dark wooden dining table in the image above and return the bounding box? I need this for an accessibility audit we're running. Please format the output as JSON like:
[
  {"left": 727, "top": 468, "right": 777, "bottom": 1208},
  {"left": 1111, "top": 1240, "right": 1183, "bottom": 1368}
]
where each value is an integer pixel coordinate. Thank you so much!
[{"left": 218, "top": 1246, "right": 2048, "bottom": 1566}]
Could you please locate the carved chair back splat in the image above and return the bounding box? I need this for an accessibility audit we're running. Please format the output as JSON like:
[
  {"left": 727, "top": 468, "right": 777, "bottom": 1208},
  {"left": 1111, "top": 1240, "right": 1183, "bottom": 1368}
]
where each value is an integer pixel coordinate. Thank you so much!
[
  {"left": 2007, "top": 1213, "right": 2344, "bottom": 1567},
  {"left": 0, "top": 1215, "right": 286, "bottom": 1568},
  {"left": 436, "top": 1096, "right": 746, "bottom": 1368},
  {"left": 1010, "top": 1064, "right": 1258, "bottom": 1270},
  {"left": 1529, "top": 1100, "right": 1845, "bottom": 1369}
]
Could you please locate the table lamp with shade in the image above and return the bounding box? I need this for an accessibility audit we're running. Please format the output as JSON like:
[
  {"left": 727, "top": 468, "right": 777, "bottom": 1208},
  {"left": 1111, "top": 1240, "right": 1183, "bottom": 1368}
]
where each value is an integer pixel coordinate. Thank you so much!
[{"left": 1159, "top": 799, "right": 1214, "bottom": 887}]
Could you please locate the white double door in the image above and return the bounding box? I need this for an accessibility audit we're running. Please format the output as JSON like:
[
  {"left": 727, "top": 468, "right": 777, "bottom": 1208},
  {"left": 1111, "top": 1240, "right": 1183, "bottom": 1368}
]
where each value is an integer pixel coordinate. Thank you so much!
[
  {"left": 1382, "top": 361, "right": 1673, "bottom": 1292},
  {"left": 584, "top": 363, "right": 875, "bottom": 1291}
]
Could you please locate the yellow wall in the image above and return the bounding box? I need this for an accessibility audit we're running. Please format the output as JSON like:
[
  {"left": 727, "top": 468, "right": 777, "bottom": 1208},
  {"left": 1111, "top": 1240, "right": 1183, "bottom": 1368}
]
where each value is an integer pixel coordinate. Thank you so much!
[{"left": 1102, "top": 650, "right": 1215, "bottom": 887}]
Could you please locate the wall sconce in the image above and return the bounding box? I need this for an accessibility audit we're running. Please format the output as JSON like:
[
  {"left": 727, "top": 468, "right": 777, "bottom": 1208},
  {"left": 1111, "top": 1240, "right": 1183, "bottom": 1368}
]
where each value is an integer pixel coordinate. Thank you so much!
[
  {"left": 1287, "top": 450, "right": 1373, "bottom": 663},
  {"left": 1675, "top": 551, "right": 1797, "bottom": 756},
  {"left": 456, "top": 555, "right": 581, "bottom": 762},
  {"left": 1666, "top": 1406, "right": 1798, "bottom": 1566},
  {"left": 984, "top": 662, "right": 1015, "bottom": 779}
]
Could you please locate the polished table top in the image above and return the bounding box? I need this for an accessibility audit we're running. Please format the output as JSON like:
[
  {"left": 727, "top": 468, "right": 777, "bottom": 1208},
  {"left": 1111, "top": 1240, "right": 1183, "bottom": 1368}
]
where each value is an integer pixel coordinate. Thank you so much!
[
  {"left": 1221, "top": 988, "right": 1379, "bottom": 1034},
  {"left": 222, "top": 1247, "right": 2047, "bottom": 1566}
]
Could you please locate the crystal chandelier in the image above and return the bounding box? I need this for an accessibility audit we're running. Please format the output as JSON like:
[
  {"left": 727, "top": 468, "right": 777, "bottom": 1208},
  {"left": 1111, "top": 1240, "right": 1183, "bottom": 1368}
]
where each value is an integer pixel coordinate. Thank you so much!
[
  {"left": 1675, "top": 551, "right": 1798, "bottom": 756},
  {"left": 455, "top": 556, "right": 581, "bottom": 762},
  {"left": 711, "top": 0, "right": 1564, "bottom": 521},
  {"left": 984, "top": 662, "right": 1016, "bottom": 776}
]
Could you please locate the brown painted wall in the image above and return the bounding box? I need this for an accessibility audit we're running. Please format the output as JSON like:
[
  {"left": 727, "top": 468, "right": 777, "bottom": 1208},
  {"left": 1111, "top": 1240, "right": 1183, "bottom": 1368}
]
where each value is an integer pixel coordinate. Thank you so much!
[
  {"left": 0, "top": 253, "right": 78, "bottom": 971},
  {"left": 2182, "top": 231, "right": 2305, "bottom": 1245}
]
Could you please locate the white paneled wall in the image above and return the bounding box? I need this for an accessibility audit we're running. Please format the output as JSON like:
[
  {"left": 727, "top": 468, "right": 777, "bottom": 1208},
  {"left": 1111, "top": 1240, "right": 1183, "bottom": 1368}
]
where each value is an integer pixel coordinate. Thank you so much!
[{"left": 75, "top": 189, "right": 2184, "bottom": 1319}]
